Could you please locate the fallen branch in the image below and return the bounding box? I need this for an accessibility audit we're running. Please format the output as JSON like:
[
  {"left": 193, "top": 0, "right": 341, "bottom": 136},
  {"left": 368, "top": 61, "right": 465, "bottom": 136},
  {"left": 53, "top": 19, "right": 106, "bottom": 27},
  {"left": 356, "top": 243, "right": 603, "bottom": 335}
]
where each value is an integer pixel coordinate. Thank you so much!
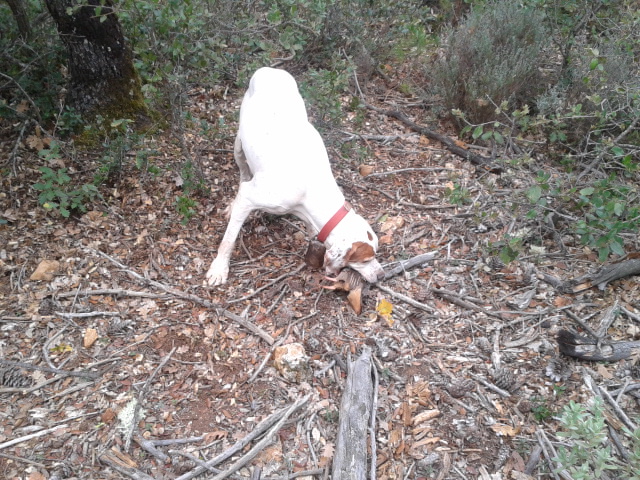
[
  {"left": 383, "top": 251, "right": 438, "bottom": 280},
  {"left": 332, "top": 347, "right": 374, "bottom": 480},
  {"left": 365, "top": 103, "right": 503, "bottom": 174},
  {"left": 565, "top": 257, "right": 640, "bottom": 293},
  {"left": 375, "top": 284, "right": 436, "bottom": 313},
  {"left": 174, "top": 395, "right": 311, "bottom": 480},
  {"left": 0, "top": 358, "right": 99, "bottom": 380},
  {"left": 557, "top": 329, "right": 640, "bottom": 362},
  {"left": 99, "top": 454, "right": 155, "bottom": 480},
  {"left": 0, "top": 424, "right": 69, "bottom": 451},
  {"left": 88, "top": 249, "right": 274, "bottom": 345}
]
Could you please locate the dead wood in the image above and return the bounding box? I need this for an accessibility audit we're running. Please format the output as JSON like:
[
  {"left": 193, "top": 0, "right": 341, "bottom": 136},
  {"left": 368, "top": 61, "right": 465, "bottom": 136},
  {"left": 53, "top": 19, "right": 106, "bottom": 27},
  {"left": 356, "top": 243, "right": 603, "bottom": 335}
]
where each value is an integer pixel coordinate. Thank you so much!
[
  {"left": 565, "top": 258, "right": 640, "bottom": 292},
  {"left": 0, "top": 424, "right": 69, "bottom": 451},
  {"left": 383, "top": 251, "right": 438, "bottom": 280},
  {"left": 99, "top": 454, "right": 155, "bottom": 480},
  {"left": 174, "top": 394, "right": 310, "bottom": 480},
  {"left": 332, "top": 346, "right": 374, "bottom": 480},
  {"left": 364, "top": 103, "right": 503, "bottom": 174},
  {"left": 88, "top": 248, "right": 275, "bottom": 345},
  {"left": 557, "top": 329, "right": 640, "bottom": 361},
  {"left": 0, "top": 358, "right": 99, "bottom": 379}
]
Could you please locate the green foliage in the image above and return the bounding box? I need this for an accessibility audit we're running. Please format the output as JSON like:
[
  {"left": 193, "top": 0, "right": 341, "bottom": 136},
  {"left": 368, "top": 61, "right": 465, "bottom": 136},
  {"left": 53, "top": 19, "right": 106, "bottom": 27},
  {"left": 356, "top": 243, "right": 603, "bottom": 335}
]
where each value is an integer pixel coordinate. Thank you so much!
[
  {"left": 443, "top": 182, "right": 470, "bottom": 206},
  {"left": 299, "top": 63, "right": 352, "bottom": 126},
  {"left": 33, "top": 144, "right": 101, "bottom": 218},
  {"left": 553, "top": 397, "right": 640, "bottom": 480},
  {"left": 175, "top": 195, "right": 198, "bottom": 225},
  {"left": 432, "top": 0, "right": 549, "bottom": 123},
  {"left": 530, "top": 396, "right": 553, "bottom": 423},
  {"left": 574, "top": 175, "right": 639, "bottom": 261},
  {"left": 0, "top": 1, "right": 67, "bottom": 125}
]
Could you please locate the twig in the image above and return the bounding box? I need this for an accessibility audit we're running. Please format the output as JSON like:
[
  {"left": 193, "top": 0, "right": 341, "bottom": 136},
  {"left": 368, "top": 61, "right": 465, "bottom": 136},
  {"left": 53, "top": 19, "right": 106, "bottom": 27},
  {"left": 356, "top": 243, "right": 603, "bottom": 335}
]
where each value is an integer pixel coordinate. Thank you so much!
[
  {"left": 174, "top": 396, "right": 309, "bottom": 480},
  {"left": 55, "top": 289, "right": 170, "bottom": 299},
  {"left": 88, "top": 248, "right": 274, "bottom": 345},
  {"left": 364, "top": 103, "right": 503, "bottom": 174},
  {"left": 134, "top": 436, "right": 169, "bottom": 463},
  {"left": 599, "top": 386, "right": 638, "bottom": 431},
  {"left": 375, "top": 284, "right": 436, "bottom": 313},
  {"left": 365, "top": 167, "right": 453, "bottom": 176},
  {"left": 124, "top": 347, "right": 176, "bottom": 451},
  {"left": 383, "top": 251, "right": 438, "bottom": 280},
  {"left": 535, "top": 428, "right": 567, "bottom": 480},
  {"left": 99, "top": 454, "right": 155, "bottom": 480},
  {"left": 0, "top": 358, "right": 99, "bottom": 379},
  {"left": 228, "top": 264, "right": 306, "bottom": 304},
  {"left": 369, "top": 354, "right": 379, "bottom": 480},
  {"left": 54, "top": 311, "right": 121, "bottom": 319},
  {"left": 471, "top": 374, "right": 511, "bottom": 398},
  {"left": 0, "top": 424, "right": 69, "bottom": 451},
  {"left": 210, "top": 394, "right": 311, "bottom": 480},
  {"left": 429, "top": 286, "right": 506, "bottom": 320}
]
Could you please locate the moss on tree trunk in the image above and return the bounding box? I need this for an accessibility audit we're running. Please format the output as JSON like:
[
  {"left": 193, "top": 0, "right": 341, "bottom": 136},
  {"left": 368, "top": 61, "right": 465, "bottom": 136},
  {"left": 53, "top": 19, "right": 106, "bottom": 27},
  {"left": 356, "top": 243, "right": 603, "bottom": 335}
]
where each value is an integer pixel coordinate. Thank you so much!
[{"left": 45, "top": 0, "right": 147, "bottom": 126}]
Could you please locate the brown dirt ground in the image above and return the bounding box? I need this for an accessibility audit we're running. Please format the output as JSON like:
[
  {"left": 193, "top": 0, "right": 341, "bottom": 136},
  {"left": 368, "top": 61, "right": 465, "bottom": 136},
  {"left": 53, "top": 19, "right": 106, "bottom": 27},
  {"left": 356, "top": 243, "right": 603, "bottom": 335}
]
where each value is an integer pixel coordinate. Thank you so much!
[{"left": 1, "top": 72, "right": 639, "bottom": 480}]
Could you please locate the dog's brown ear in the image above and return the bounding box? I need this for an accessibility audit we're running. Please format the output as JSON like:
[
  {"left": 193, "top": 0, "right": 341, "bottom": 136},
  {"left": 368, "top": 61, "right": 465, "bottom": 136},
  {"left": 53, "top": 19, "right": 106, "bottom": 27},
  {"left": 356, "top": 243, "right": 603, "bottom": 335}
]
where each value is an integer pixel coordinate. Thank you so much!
[
  {"left": 345, "top": 241, "right": 375, "bottom": 264},
  {"left": 304, "top": 240, "right": 326, "bottom": 269}
]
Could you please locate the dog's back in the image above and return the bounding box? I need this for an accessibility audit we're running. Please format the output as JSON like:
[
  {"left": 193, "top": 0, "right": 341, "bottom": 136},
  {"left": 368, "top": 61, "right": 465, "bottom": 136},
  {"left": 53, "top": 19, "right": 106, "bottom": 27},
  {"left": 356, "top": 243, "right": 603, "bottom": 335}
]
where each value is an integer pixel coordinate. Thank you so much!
[{"left": 238, "top": 68, "right": 329, "bottom": 178}]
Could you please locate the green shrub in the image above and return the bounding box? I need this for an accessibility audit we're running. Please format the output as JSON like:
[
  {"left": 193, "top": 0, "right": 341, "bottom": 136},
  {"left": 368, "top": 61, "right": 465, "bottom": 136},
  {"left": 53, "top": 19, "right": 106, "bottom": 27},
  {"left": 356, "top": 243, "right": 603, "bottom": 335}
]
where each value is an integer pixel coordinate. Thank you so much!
[
  {"left": 432, "top": 0, "right": 549, "bottom": 123},
  {"left": 33, "top": 144, "right": 101, "bottom": 218},
  {"left": 553, "top": 397, "right": 640, "bottom": 480}
]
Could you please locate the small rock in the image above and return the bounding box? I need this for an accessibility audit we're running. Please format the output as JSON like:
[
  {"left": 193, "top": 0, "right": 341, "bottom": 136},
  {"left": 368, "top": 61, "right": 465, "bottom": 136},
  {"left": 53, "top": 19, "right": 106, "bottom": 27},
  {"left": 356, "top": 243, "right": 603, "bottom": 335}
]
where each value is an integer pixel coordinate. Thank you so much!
[
  {"left": 30, "top": 259, "right": 60, "bottom": 281},
  {"left": 273, "top": 343, "right": 311, "bottom": 383}
]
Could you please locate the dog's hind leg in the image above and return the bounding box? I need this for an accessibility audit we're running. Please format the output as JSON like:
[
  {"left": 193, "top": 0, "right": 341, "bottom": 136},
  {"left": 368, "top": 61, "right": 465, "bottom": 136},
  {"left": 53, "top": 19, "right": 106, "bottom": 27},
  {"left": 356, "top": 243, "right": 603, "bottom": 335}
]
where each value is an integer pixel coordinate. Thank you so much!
[{"left": 234, "top": 135, "right": 253, "bottom": 182}]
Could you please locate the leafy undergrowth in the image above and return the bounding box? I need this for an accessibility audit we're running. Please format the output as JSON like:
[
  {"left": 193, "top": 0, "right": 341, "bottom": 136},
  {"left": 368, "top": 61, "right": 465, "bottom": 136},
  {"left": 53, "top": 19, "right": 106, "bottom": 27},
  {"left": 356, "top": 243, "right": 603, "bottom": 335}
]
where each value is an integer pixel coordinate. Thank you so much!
[{"left": 1, "top": 69, "right": 639, "bottom": 480}]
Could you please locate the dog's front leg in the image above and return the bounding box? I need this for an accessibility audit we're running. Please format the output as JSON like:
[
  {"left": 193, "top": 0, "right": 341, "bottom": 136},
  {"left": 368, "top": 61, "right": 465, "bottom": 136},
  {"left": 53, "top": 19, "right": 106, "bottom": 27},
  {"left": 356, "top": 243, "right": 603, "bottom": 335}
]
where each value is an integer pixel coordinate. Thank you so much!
[{"left": 206, "top": 189, "right": 255, "bottom": 286}]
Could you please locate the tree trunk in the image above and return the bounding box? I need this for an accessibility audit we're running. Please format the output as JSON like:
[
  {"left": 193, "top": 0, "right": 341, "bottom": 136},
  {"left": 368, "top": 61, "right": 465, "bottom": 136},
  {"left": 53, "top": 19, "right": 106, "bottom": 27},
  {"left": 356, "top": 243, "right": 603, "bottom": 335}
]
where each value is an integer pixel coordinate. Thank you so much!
[
  {"left": 6, "top": 0, "right": 32, "bottom": 40},
  {"left": 44, "top": 0, "right": 146, "bottom": 121}
]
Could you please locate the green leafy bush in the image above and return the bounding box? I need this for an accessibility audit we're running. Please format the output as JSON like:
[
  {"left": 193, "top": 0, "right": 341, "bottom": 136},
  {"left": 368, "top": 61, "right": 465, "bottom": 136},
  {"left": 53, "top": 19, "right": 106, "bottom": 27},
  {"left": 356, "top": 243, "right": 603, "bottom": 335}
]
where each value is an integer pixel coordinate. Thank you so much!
[
  {"left": 553, "top": 397, "right": 640, "bottom": 480},
  {"left": 432, "top": 0, "right": 549, "bottom": 123}
]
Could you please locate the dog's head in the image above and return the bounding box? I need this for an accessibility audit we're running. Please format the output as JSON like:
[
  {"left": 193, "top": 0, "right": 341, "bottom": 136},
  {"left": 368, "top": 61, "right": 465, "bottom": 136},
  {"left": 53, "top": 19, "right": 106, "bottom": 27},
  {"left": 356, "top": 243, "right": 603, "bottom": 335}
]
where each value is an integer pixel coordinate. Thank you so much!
[{"left": 321, "top": 214, "right": 384, "bottom": 283}]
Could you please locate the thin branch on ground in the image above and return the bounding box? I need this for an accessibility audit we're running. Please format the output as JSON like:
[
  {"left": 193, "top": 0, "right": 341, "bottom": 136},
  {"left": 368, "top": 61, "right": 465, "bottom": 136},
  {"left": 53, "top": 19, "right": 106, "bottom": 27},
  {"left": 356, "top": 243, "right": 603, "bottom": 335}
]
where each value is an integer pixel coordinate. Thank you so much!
[{"left": 88, "top": 248, "right": 274, "bottom": 345}]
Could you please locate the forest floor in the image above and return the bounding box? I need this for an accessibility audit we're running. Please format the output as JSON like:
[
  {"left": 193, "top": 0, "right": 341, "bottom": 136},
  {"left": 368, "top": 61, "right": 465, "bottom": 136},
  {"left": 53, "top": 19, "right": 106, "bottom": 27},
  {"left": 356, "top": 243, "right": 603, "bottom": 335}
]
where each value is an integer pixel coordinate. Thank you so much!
[{"left": 1, "top": 66, "right": 639, "bottom": 480}]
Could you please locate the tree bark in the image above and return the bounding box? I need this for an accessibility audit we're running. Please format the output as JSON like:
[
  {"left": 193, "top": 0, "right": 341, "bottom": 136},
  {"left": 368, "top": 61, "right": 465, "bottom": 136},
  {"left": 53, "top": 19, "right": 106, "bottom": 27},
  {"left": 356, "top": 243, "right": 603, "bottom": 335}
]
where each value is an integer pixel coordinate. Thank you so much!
[
  {"left": 332, "top": 346, "right": 374, "bottom": 480},
  {"left": 44, "top": 0, "right": 146, "bottom": 121},
  {"left": 6, "top": 0, "right": 32, "bottom": 40}
]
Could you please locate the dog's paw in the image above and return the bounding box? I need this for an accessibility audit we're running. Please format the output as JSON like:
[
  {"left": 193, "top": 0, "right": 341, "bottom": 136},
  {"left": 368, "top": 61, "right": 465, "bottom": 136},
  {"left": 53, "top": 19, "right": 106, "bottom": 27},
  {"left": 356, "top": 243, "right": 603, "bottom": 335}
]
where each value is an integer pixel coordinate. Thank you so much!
[{"left": 206, "top": 259, "right": 229, "bottom": 286}]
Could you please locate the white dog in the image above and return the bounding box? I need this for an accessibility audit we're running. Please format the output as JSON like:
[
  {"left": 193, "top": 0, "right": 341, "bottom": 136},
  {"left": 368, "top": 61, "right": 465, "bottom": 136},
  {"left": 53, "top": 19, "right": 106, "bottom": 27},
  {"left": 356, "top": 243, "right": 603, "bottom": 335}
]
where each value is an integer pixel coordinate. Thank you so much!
[{"left": 206, "top": 67, "right": 384, "bottom": 286}]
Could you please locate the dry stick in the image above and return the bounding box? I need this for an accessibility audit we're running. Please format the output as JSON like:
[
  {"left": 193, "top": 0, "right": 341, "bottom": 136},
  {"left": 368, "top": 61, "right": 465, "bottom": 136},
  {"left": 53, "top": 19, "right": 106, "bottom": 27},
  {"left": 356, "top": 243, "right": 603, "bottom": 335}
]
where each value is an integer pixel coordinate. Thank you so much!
[
  {"left": 375, "top": 284, "right": 436, "bottom": 313},
  {"left": 0, "top": 424, "right": 69, "bottom": 451},
  {"left": 228, "top": 263, "right": 306, "bottom": 304},
  {"left": 134, "top": 437, "right": 169, "bottom": 463},
  {"left": 54, "top": 311, "right": 121, "bottom": 319},
  {"left": 0, "top": 358, "right": 99, "bottom": 380},
  {"left": 598, "top": 386, "right": 638, "bottom": 431},
  {"left": 210, "top": 394, "right": 312, "bottom": 480},
  {"left": 89, "top": 249, "right": 274, "bottom": 345},
  {"left": 99, "top": 455, "right": 155, "bottom": 480},
  {"left": 428, "top": 286, "right": 507, "bottom": 321},
  {"left": 124, "top": 347, "right": 176, "bottom": 452},
  {"left": 364, "top": 103, "right": 503, "bottom": 174},
  {"left": 383, "top": 251, "right": 439, "bottom": 280},
  {"left": 174, "top": 396, "right": 309, "bottom": 480},
  {"left": 55, "top": 289, "right": 170, "bottom": 299},
  {"left": 366, "top": 167, "right": 454, "bottom": 177},
  {"left": 369, "top": 356, "right": 379, "bottom": 480}
]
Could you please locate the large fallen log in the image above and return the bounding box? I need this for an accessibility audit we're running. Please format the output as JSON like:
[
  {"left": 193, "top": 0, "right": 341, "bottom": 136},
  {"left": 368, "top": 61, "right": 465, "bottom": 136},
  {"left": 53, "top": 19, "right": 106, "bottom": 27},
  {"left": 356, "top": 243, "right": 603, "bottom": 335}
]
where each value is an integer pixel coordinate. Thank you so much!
[{"left": 332, "top": 346, "right": 375, "bottom": 480}]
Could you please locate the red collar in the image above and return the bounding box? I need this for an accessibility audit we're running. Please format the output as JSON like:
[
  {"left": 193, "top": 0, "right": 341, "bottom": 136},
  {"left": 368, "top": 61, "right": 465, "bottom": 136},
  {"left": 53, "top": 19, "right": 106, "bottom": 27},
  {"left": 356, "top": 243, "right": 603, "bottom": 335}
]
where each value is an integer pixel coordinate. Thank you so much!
[{"left": 317, "top": 202, "right": 351, "bottom": 243}]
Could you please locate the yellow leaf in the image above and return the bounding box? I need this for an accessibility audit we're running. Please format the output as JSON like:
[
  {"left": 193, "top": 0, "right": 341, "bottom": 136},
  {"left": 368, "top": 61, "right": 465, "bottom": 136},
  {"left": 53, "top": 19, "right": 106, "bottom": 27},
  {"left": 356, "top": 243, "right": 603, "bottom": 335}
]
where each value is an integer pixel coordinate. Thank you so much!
[
  {"left": 51, "top": 343, "right": 73, "bottom": 354},
  {"left": 490, "top": 423, "right": 521, "bottom": 437},
  {"left": 376, "top": 298, "right": 394, "bottom": 326}
]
